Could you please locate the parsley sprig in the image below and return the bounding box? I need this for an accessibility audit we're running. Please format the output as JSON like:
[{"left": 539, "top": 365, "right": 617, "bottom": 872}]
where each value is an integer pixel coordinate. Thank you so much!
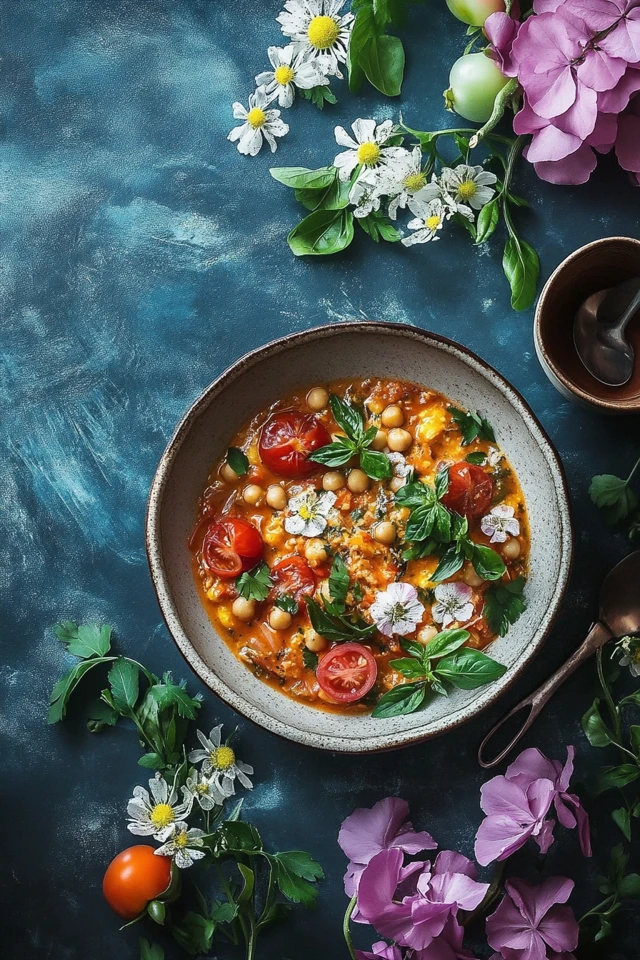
[
  {"left": 448, "top": 406, "right": 495, "bottom": 446},
  {"left": 236, "top": 563, "right": 273, "bottom": 602},
  {"left": 484, "top": 576, "right": 527, "bottom": 636},
  {"left": 309, "top": 393, "right": 392, "bottom": 480},
  {"left": 590, "top": 456, "right": 640, "bottom": 538}
]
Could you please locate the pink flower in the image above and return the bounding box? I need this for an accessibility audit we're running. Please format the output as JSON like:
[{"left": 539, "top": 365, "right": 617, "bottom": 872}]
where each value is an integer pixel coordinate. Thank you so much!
[
  {"left": 486, "top": 876, "right": 579, "bottom": 960},
  {"left": 356, "top": 943, "right": 404, "bottom": 960},
  {"left": 338, "top": 797, "right": 437, "bottom": 897},
  {"left": 485, "top": 12, "right": 521, "bottom": 76}
]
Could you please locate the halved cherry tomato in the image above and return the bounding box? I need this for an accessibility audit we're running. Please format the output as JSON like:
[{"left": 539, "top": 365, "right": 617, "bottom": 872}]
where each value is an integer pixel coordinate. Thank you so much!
[
  {"left": 316, "top": 642, "right": 377, "bottom": 703},
  {"left": 258, "top": 410, "right": 330, "bottom": 478},
  {"left": 103, "top": 845, "right": 171, "bottom": 919},
  {"left": 271, "top": 555, "right": 316, "bottom": 600},
  {"left": 202, "top": 517, "right": 263, "bottom": 578},
  {"left": 442, "top": 462, "right": 494, "bottom": 521}
]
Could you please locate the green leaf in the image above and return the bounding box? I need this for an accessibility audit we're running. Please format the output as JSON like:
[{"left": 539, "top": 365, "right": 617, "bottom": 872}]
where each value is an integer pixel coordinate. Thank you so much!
[
  {"left": 406, "top": 503, "right": 438, "bottom": 542},
  {"left": 294, "top": 176, "right": 350, "bottom": 212},
  {"left": 350, "top": 3, "right": 406, "bottom": 96},
  {"left": 389, "top": 657, "right": 427, "bottom": 679},
  {"left": 595, "top": 764, "right": 640, "bottom": 795},
  {"left": 329, "top": 393, "right": 364, "bottom": 441},
  {"left": 432, "top": 547, "right": 465, "bottom": 583},
  {"left": 139, "top": 939, "right": 164, "bottom": 960},
  {"left": 54, "top": 622, "right": 112, "bottom": 659},
  {"left": 502, "top": 235, "right": 540, "bottom": 312},
  {"left": 275, "top": 593, "right": 298, "bottom": 615},
  {"left": 484, "top": 576, "right": 526, "bottom": 637},
  {"left": 171, "top": 912, "right": 216, "bottom": 956},
  {"left": 308, "top": 439, "right": 357, "bottom": 466},
  {"left": 108, "top": 657, "right": 140, "bottom": 712},
  {"left": 210, "top": 900, "right": 239, "bottom": 923},
  {"left": 306, "top": 597, "right": 376, "bottom": 643},
  {"left": 360, "top": 448, "right": 393, "bottom": 480},
  {"left": 582, "top": 698, "right": 613, "bottom": 747},
  {"left": 423, "top": 629, "right": 470, "bottom": 661},
  {"left": 150, "top": 674, "right": 202, "bottom": 720},
  {"left": 619, "top": 873, "right": 640, "bottom": 898},
  {"left": 147, "top": 900, "right": 166, "bottom": 925},
  {"left": 270, "top": 166, "right": 336, "bottom": 190},
  {"left": 48, "top": 657, "right": 112, "bottom": 724},
  {"left": 237, "top": 863, "right": 255, "bottom": 904},
  {"left": 138, "top": 752, "right": 164, "bottom": 768},
  {"left": 215, "top": 820, "right": 263, "bottom": 854},
  {"left": 372, "top": 681, "right": 426, "bottom": 718},
  {"left": 394, "top": 480, "right": 433, "bottom": 508},
  {"left": 236, "top": 562, "right": 272, "bottom": 602},
  {"left": 434, "top": 648, "right": 507, "bottom": 689},
  {"left": 612, "top": 806, "right": 631, "bottom": 840},
  {"left": 329, "top": 555, "right": 350, "bottom": 611},
  {"left": 269, "top": 850, "right": 324, "bottom": 906},
  {"left": 448, "top": 407, "right": 495, "bottom": 445},
  {"left": 471, "top": 544, "right": 506, "bottom": 581},
  {"left": 400, "top": 636, "right": 426, "bottom": 660},
  {"left": 434, "top": 468, "right": 450, "bottom": 500},
  {"left": 589, "top": 473, "right": 637, "bottom": 525},
  {"left": 227, "top": 446, "right": 249, "bottom": 476},
  {"left": 86, "top": 698, "right": 119, "bottom": 733},
  {"left": 302, "top": 648, "right": 319, "bottom": 671},
  {"left": 630, "top": 724, "right": 640, "bottom": 756},
  {"left": 299, "top": 85, "right": 338, "bottom": 109},
  {"left": 465, "top": 452, "right": 487, "bottom": 465},
  {"left": 288, "top": 208, "right": 354, "bottom": 256},
  {"left": 475, "top": 198, "right": 499, "bottom": 245}
]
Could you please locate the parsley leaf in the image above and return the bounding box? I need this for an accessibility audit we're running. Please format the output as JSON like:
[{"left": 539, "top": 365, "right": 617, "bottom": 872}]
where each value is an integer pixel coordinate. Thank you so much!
[
  {"left": 54, "top": 622, "right": 112, "bottom": 659},
  {"left": 268, "top": 850, "right": 324, "bottom": 906},
  {"left": 300, "top": 85, "right": 337, "bottom": 109},
  {"left": 484, "top": 576, "right": 527, "bottom": 636},
  {"left": 275, "top": 594, "right": 298, "bottom": 615},
  {"left": 590, "top": 462, "right": 639, "bottom": 525},
  {"left": 108, "top": 657, "right": 140, "bottom": 712},
  {"left": 236, "top": 563, "right": 273, "bottom": 601},
  {"left": 139, "top": 939, "right": 164, "bottom": 960},
  {"left": 48, "top": 657, "right": 113, "bottom": 724},
  {"left": 227, "top": 446, "right": 249, "bottom": 476},
  {"left": 303, "top": 648, "right": 319, "bottom": 671},
  {"left": 448, "top": 406, "right": 495, "bottom": 446}
]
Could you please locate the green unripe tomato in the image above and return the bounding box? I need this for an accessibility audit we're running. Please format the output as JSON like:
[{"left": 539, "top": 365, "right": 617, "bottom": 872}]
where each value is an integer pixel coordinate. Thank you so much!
[
  {"left": 445, "top": 52, "right": 509, "bottom": 123},
  {"left": 446, "top": 0, "right": 506, "bottom": 27}
]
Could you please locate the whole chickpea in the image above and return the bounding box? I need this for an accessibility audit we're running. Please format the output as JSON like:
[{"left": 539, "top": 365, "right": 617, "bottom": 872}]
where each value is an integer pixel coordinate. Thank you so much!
[
  {"left": 370, "top": 429, "right": 388, "bottom": 451},
  {"left": 266, "top": 483, "right": 287, "bottom": 510},
  {"left": 462, "top": 565, "right": 484, "bottom": 588},
  {"left": 503, "top": 538, "right": 522, "bottom": 560},
  {"left": 232, "top": 597, "right": 256, "bottom": 621},
  {"left": 305, "top": 539, "right": 328, "bottom": 564},
  {"left": 387, "top": 428, "right": 413, "bottom": 453},
  {"left": 373, "top": 521, "right": 396, "bottom": 545},
  {"left": 269, "top": 607, "right": 292, "bottom": 631},
  {"left": 305, "top": 630, "right": 328, "bottom": 652},
  {"left": 242, "top": 484, "right": 264, "bottom": 505},
  {"left": 322, "top": 471, "right": 345, "bottom": 492},
  {"left": 390, "top": 476, "right": 406, "bottom": 494},
  {"left": 417, "top": 624, "right": 438, "bottom": 645},
  {"left": 306, "top": 386, "right": 329, "bottom": 411},
  {"left": 221, "top": 463, "right": 240, "bottom": 483},
  {"left": 347, "top": 469, "right": 370, "bottom": 493},
  {"left": 381, "top": 404, "right": 404, "bottom": 428},
  {"left": 367, "top": 397, "right": 385, "bottom": 415}
]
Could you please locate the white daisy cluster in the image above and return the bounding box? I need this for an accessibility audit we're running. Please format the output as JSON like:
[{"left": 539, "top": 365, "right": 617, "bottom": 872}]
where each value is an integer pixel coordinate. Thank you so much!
[
  {"left": 125, "top": 725, "right": 253, "bottom": 869},
  {"left": 228, "top": 0, "right": 354, "bottom": 157}
]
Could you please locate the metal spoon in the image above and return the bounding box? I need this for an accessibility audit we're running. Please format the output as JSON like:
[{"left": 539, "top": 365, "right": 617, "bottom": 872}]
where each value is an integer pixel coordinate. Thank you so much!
[
  {"left": 574, "top": 278, "right": 640, "bottom": 386},
  {"left": 478, "top": 552, "right": 640, "bottom": 769}
]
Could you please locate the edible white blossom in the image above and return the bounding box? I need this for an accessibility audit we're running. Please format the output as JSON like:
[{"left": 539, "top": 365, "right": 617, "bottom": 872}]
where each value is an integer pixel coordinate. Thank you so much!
[
  {"left": 376, "top": 146, "right": 439, "bottom": 220},
  {"left": 183, "top": 769, "right": 225, "bottom": 812},
  {"left": 487, "top": 447, "right": 503, "bottom": 468},
  {"left": 615, "top": 635, "right": 640, "bottom": 677},
  {"left": 370, "top": 581, "right": 425, "bottom": 638},
  {"left": 155, "top": 823, "right": 206, "bottom": 869},
  {"left": 284, "top": 488, "right": 337, "bottom": 537},
  {"left": 481, "top": 505, "right": 520, "bottom": 544},
  {"left": 440, "top": 164, "right": 497, "bottom": 212},
  {"left": 387, "top": 451, "right": 412, "bottom": 479},
  {"left": 349, "top": 173, "right": 383, "bottom": 219},
  {"left": 277, "top": 0, "right": 354, "bottom": 79},
  {"left": 432, "top": 582, "right": 474, "bottom": 629},
  {"left": 188, "top": 725, "right": 254, "bottom": 798},
  {"left": 402, "top": 197, "right": 451, "bottom": 247},
  {"left": 126, "top": 773, "right": 192, "bottom": 841},
  {"left": 228, "top": 87, "right": 289, "bottom": 156},
  {"left": 256, "top": 45, "right": 329, "bottom": 108},
  {"left": 333, "top": 118, "right": 406, "bottom": 183}
]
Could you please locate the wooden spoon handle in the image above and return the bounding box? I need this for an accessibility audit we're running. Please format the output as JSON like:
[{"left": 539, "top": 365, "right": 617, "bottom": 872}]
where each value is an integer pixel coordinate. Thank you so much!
[{"left": 477, "top": 620, "right": 612, "bottom": 769}]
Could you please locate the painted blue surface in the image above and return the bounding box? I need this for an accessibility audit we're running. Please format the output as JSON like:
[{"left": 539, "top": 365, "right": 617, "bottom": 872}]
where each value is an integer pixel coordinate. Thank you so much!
[{"left": 1, "top": 1, "right": 639, "bottom": 957}]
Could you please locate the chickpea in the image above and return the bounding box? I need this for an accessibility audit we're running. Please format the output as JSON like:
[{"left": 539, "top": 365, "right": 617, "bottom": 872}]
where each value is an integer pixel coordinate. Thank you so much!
[
  {"left": 390, "top": 476, "right": 406, "bottom": 494},
  {"left": 381, "top": 404, "right": 404, "bottom": 428},
  {"left": 373, "top": 521, "right": 396, "bottom": 545},
  {"left": 417, "top": 624, "right": 438, "bottom": 645},
  {"left": 305, "top": 539, "right": 328, "bottom": 564},
  {"left": 347, "top": 469, "right": 370, "bottom": 493},
  {"left": 503, "top": 538, "right": 522, "bottom": 560},
  {"left": 305, "top": 630, "right": 328, "bottom": 653},
  {"left": 269, "top": 607, "right": 292, "bottom": 631},
  {"left": 367, "top": 397, "right": 385, "bottom": 415},
  {"left": 322, "top": 470, "right": 345, "bottom": 492},
  {"left": 387, "top": 428, "right": 413, "bottom": 452},
  {"left": 306, "top": 386, "right": 329, "bottom": 411},
  {"left": 370, "top": 429, "right": 388, "bottom": 451},
  {"left": 232, "top": 597, "right": 256, "bottom": 621},
  {"left": 242, "top": 484, "right": 264, "bottom": 505},
  {"left": 266, "top": 483, "right": 287, "bottom": 510},
  {"left": 462, "top": 565, "right": 484, "bottom": 588},
  {"left": 221, "top": 463, "right": 240, "bottom": 483}
]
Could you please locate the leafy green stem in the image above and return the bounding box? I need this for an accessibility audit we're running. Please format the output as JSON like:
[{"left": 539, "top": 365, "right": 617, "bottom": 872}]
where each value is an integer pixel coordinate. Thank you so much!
[
  {"left": 597, "top": 648, "right": 623, "bottom": 745},
  {"left": 343, "top": 895, "right": 358, "bottom": 960},
  {"left": 579, "top": 894, "right": 617, "bottom": 924}
]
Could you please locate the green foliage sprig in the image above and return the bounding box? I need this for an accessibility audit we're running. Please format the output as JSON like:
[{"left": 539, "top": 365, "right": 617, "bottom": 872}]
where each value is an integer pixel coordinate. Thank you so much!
[
  {"left": 590, "top": 456, "right": 640, "bottom": 539},
  {"left": 309, "top": 392, "right": 393, "bottom": 480}
]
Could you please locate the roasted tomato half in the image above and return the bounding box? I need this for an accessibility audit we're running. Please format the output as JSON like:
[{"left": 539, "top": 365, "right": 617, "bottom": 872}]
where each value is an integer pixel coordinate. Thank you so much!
[
  {"left": 258, "top": 410, "right": 330, "bottom": 478},
  {"left": 316, "top": 642, "right": 377, "bottom": 703},
  {"left": 202, "top": 517, "right": 263, "bottom": 578},
  {"left": 442, "top": 462, "right": 494, "bottom": 521}
]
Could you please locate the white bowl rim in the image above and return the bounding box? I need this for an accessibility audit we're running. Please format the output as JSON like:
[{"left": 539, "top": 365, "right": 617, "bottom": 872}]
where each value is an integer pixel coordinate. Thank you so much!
[{"left": 146, "top": 321, "right": 573, "bottom": 753}]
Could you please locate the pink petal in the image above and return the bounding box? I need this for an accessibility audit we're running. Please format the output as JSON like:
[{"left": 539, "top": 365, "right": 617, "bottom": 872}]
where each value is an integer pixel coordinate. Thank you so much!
[
  {"left": 357, "top": 848, "right": 412, "bottom": 940},
  {"left": 338, "top": 797, "right": 433, "bottom": 865},
  {"left": 533, "top": 816, "right": 556, "bottom": 854},
  {"left": 554, "top": 83, "right": 598, "bottom": 139},
  {"left": 404, "top": 900, "right": 451, "bottom": 951},
  {"left": 556, "top": 746, "right": 575, "bottom": 792},
  {"left": 485, "top": 12, "right": 520, "bottom": 76},
  {"left": 599, "top": 11, "right": 640, "bottom": 63},
  {"left": 480, "top": 776, "right": 537, "bottom": 820},
  {"left": 526, "top": 124, "right": 582, "bottom": 162},
  {"left": 538, "top": 904, "right": 580, "bottom": 953},
  {"left": 506, "top": 747, "right": 558, "bottom": 785},
  {"left": 434, "top": 850, "right": 478, "bottom": 880},
  {"left": 513, "top": 99, "right": 549, "bottom": 135},
  {"left": 532, "top": 143, "right": 598, "bottom": 183},
  {"left": 587, "top": 111, "right": 618, "bottom": 152},
  {"left": 578, "top": 47, "right": 627, "bottom": 92},
  {"left": 524, "top": 62, "right": 578, "bottom": 119},
  {"left": 526, "top": 778, "right": 556, "bottom": 821},
  {"left": 508, "top": 876, "right": 574, "bottom": 927},
  {"left": 599, "top": 65, "right": 640, "bottom": 112},
  {"left": 427, "top": 871, "right": 489, "bottom": 912},
  {"left": 474, "top": 815, "right": 532, "bottom": 865}
]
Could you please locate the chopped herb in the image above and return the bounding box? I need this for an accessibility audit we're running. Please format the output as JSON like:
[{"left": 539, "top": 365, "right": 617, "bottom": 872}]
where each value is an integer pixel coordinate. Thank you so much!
[
  {"left": 352, "top": 582, "right": 364, "bottom": 603},
  {"left": 305, "top": 597, "right": 377, "bottom": 643},
  {"left": 236, "top": 563, "right": 273, "bottom": 602},
  {"left": 328, "top": 555, "right": 350, "bottom": 612},
  {"left": 275, "top": 594, "right": 298, "bottom": 615},
  {"left": 227, "top": 446, "right": 249, "bottom": 476},
  {"left": 448, "top": 407, "right": 495, "bottom": 446},
  {"left": 302, "top": 648, "right": 319, "bottom": 671},
  {"left": 350, "top": 507, "right": 365, "bottom": 522},
  {"left": 465, "top": 451, "right": 487, "bottom": 465}
]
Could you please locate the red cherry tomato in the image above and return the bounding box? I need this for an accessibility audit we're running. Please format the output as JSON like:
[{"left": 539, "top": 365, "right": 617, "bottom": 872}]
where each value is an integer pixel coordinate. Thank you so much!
[
  {"left": 258, "top": 410, "right": 330, "bottom": 478},
  {"left": 103, "top": 845, "right": 171, "bottom": 919},
  {"left": 316, "top": 642, "right": 377, "bottom": 703},
  {"left": 202, "top": 517, "right": 263, "bottom": 578},
  {"left": 271, "top": 555, "right": 316, "bottom": 600},
  {"left": 442, "top": 462, "right": 494, "bottom": 521}
]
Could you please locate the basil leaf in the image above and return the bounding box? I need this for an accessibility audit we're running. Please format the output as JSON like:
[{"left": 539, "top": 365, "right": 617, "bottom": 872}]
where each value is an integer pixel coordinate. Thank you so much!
[
  {"left": 405, "top": 503, "right": 436, "bottom": 542},
  {"left": 434, "top": 468, "right": 450, "bottom": 500},
  {"left": 275, "top": 594, "right": 298, "bottom": 614},
  {"left": 395, "top": 481, "right": 432, "bottom": 508},
  {"left": 329, "top": 393, "right": 364, "bottom": 441},
  {"left": 484, "top": 576, "right": 526, "bottom": 636},
  {"left": 308, "top": 439, "right": 356, "bottom": 466},
  {"left": 432, "top": 503, "right": 452, "bottom": 542},
  {"left": 270, "top": 166, "right": 336, "bottom": 190},
  {"left": 399, "top": 637, "right": 426, "bottom": 660},
  {"left": 434, "top": 648, "right": 507, "bottom": 689},
  {"left": 475, "top": 198, "right": 499, "bottom": 245},
  {"left": 465, "top": 452, "right": 487, "bottom": 465},
  {"left": 305, "top": 598, "right": 375, "bottom": 643},
  {"left": 227, "top": 446, "right": 249, "bottom": 476},
  {"left": 288, "top": 209, "right": 355, "bottom": 257},
  {"left": 582, "top": 698, "right": 613, "bottom": 748},
  {"left": 294, "top": 176, "right": 350, "bottom": 212},
  {"left": 328, "top": 555, "right": 350, "bottom": 611},
  {"left": 423, "top": 628, "right": 470, "bottom": 661},
  {"left": 361, "top": 424, "right": 379, "bottom": 447},
  {"left": 432, "top": 547, "right": 465, "bottom": 583},
  {"left": 402, "top": 539, "right": 437, "bottom": 561},
  {"left": 451, "top": 512, "right": 469, "bottom": 540},
  {"left": 448, "top": 407, "right": 495, "bottom": 445},
  {"left": 108, "top": 657, "right": 140, "bottom": 712},
  {"left": 389, "top": 657, "right": 427, "bottom": 680},
  {"left": 360, "top": 448, "right": 393, "bottom": 480},
  {"left": 302, "top": 648, "right": 318, "bottom": 671},
  {"left": 351, "top": 7, "right": 405, "bottom": 97},
  {"left": 503, "top": 234, "right": 540, "bottom": 312},
  {"left": 472, "top": 544, "right": 506, "bottom": 581},
  {"left": 236, "top": 562, "right": 272, "bottom": 601},
  {"left": 371, "top": 682, "right": 426, "bottom": 718}
]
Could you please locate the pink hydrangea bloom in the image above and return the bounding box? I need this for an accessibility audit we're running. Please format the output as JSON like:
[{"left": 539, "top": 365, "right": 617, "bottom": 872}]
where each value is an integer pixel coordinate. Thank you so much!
[
  {"left": 356, "top": 943, "right": 403, "bottom": 960},
  {"left": 486, "top": 876, "right": 579, "bottom": 960}
]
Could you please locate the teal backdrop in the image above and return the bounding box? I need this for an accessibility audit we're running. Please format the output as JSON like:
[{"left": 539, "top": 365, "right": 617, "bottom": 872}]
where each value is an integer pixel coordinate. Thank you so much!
[{"left": 1, "top": 1, "right": 638, "bottom": 958}]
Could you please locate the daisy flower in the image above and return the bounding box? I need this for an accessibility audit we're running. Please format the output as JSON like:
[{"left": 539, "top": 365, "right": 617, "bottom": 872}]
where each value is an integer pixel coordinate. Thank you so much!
[
  {"left": 256, "top": 45, "right": 329, "bottom": 109},
  {"left": 615, "top": 635, "right": 640, "bottom": 678},
  {"left": 333, "top": 118, "right": 406, "bottom": 183},
  {"left": 284, "top": 488, "right": 337, "bottom": 537},
  {"left": 432, "top": 582, "right": 474, "bottom": 629},
  {"left": 440, "top": 164, "right": 497, "bottom": 211},
  {"left": 126, "top": 773, "right": 192, "bottom": 841},
  {"left": 188, "top": 725, "right": 253, "bottom": 798},
  {"left": 401, "top": 197, "right": 451, "bottom": 247},
  {"left": 376, "top": 146, "right": 439, "bottom": 220},
  {"left": 349, "top": 173, "right": 383, "bottom": 219},
  {"left": 155, "top": 823, "right": 206, "bottom": 869},
  {"left": 183, "top": 769, "right": 225, "bottom": 812},
  {"left": 481, "top": 505, "right": 520, "bottom": 544},
  {"left": 228, "top": 87, "right": 289, "bottom": 157},
  {"left": 277, "top": 0, "right": 354, "bottom": 79},
  {"left": 370, "top": 582, "right": 425, "bottom": 638}
]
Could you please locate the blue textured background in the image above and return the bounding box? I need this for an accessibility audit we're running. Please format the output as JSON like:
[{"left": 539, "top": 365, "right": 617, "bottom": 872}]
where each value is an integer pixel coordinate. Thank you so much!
[{"left": 2, "top": 1, "right": 639, "bottom": 957}]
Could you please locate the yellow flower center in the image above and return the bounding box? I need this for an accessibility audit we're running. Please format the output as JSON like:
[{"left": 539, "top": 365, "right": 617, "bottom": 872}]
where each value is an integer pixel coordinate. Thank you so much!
[
  {"left": 211, "top": 745, "right": 235, "bottom": 770},
  {"left": 196, "top": 781, "right": 210, "bottom": 794},
  {"left": 299, "top": 503, "right": 314, "bottom": 520},
  {"left": 274, "top": 64, "right": 295, "bottom": 86},
  {"left": 150, "top": 803, "right": 175, "bottom": 829},
  {"left": 174, "top": 830, "right": 189, "bottom": 848},
  {"left": 357, "top": 142, "right": 381, "bottom": 166},
  {"left": 457, "top": 180, "right": 477, "bottom": 200},
  {"left": 247, "top": 107, "right": 266, "bottom": 129},
  {"left": 404, "top": 171, "right": 427, "bottom": 192},
  {"left": 307, "top": 15, "right": 340, "bottom": 49},
  {"left": 426, "top": 215, "right": 442, "bottom": 231}
]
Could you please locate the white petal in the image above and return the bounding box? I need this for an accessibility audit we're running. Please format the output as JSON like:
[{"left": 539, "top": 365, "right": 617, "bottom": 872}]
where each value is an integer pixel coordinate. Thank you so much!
[
  {"left": 333, "top": 150, "right": 359, "bottom": 181},
  {"left": 228, "top": 123, "right": 248, "bottom": 144},
  {"left": 375, "top": 119, "right": 395, "bottom": 143},
  {"left": 266, "top": 116, "right": 289, "bottom": 136},
  {"left": 263, "top": 129, "right": 277, "bottom": 153},
  {"left": 278, "top": 84, "right": 295, "bottom": 108},
  {"left": 284, "top": 515, "right": 306, "bottom": 535},
  {"left": 334, "top": 125, "right": 358, "bottom": 149},
  {"left": 149, "top": 775, "right": 168, "bottom": 804},
  {"left": 127, "top": 822, "right": 157, "bottom": 836},
  {"left": 127, "top": 799, "right": 150, "bottom": 819},
  {"left": 255, "top": 70, "right": 275, "bottom": 86},
  {"left": 154, "top": 824, "right": 176, "bottom": 842},
  {"left": 132, "top": 785, "right": 150, "bottom": 803},
  {"left": 267, "top": 46, "right": 283, "bottom": 69},
  {"left": 208, "top": 725, "right": 222, "bottom": 747},
  {"left": 237, "top": 127, "right": 263, "bottom": 156},
  {"left": 188, "top": 747, "right": 209, "bottom": 764},
  {"left": 351, "top": 118, "right": 377, "bottom": 144},
  {"left": 232, "top": 102, "right": 248, "bottom": 120}
]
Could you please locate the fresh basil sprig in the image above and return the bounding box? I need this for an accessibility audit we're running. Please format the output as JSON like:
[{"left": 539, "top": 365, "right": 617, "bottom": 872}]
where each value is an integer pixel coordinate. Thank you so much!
[
  {"left": 396, "top": 471, "right": 452, "bottom": 546},
  {"left": 309, "top": 394, "right": 393, "bottom": 480},
  {"left": 348, "top": 0, "right": 408, "bottom": 97},
  {"left": 372, "top": 629, "right": 507, "bottom": 717},
  {"left": 306, "top": 596, "right": 376, "bottom": 644},
  {"left": 448, "top": 407, "right": 495, "bottom": 446},
  {"left": 431, "top": 512, "right": 506, "bottom": 584},
  {"left": 484, "top": 576, "right": 527, "bottom": 636},
  {"left": 236, "top": 562, "right": 272, "bottom": 602}
]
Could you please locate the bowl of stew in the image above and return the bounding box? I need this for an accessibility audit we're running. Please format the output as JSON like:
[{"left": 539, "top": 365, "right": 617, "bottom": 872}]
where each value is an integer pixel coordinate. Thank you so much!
[{"left": 146, "top": 322, "right": 572, "bottom": 752}]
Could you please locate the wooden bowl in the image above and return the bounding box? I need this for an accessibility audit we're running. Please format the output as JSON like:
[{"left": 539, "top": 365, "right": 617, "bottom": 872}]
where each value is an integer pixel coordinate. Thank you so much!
[{"left": 534, "top": 237, "right": 640, "bottom": 413}]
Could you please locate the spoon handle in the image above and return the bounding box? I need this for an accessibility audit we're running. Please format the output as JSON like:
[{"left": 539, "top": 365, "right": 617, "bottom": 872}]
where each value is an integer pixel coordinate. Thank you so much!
[
  {"left": 618, "top": 287, "right": 640, "bottom": 335},
  {"left": 477, "top": 620, "right": 611, "bottom": 769}
]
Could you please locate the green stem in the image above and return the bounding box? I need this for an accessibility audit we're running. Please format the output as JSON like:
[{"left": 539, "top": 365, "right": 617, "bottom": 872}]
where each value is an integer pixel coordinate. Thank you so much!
[
  {"left": 579, "top": 894, "right": 617, "bottom": 924},
  {"left": 469, "top": 78, "right": 520, "bottom": 148},
  {"left": 400, "top": 122, "right": 514, "bottom": 146},
  {"left": 626, "top": 455, "right": 640, "bottom": 485},
  {"left": 246, "top": 916, "right": 258, "bottom": 960},
  {"left": 343, "top": 895, "right": 358, "bottom": 960},
  {"left": 597, "top": 647, "right": 622, "bottom": 745}
]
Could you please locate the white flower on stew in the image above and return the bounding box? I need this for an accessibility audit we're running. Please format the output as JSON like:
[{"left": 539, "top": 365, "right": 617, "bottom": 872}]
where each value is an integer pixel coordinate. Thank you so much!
[
  {"left": 126, "top": 772, "right": 192, "bottom": 841},
  {"left": 387, "top": 451, "right": 412, "bottom": 478},
  {"left": 284, "top": 488, "right": 337, "bottom": 537},
  {"left": 228, "top": 87, "right": 289, "bottom": 156},
  {"left": 277, "top": 0, "right": 354, "bottom": 79},
  {"left": 487, "top": 447, "right": 503, "bottom": 468},
  {"left": 481, "top": 505, "right": 520, "bottom": 544},
  {"left": 154, "top": 823, "right": 206, "bottom": 869},
  {"left": 256, "top": 45, "right": 329, "bottom": 109},
  {"left": 432, "top": 582, "right": 474, "bottom": 629},
  {"left": 188, "top": 725, "right": 253, "bottom": 797},
  {"left": 370, "top": 582, "right": 425, "bottom": 638},
  {"left": 333, "top": 118, "right": 406, "bottom": 183}
]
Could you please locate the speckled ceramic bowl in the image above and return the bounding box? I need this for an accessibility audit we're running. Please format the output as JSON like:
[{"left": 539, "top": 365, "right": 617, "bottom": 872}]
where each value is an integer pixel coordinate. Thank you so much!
[{"left": 146, "top": 322, "right": 573, "bottom": 753}]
